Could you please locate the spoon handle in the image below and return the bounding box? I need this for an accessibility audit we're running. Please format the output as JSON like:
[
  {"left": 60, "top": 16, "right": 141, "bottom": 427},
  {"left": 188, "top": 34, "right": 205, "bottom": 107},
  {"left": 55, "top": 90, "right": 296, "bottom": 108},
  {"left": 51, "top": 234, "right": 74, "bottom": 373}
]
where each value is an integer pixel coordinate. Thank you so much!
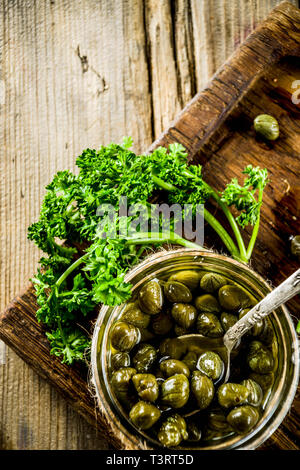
[{"left": 223, "top": 268, "right": 300, "bottom": 352}]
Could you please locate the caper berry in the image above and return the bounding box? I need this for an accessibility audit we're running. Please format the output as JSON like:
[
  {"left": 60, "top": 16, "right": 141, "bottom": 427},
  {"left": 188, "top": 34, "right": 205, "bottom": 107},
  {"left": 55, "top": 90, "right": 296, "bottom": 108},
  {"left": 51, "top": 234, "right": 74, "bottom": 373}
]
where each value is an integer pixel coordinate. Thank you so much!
[
  {"left": 129, "top": 401, "right": 161, "bottom": 430},
  {"left": 195, "top": 294, "right": 221, "bottom": 313},
  {"left": 138, "top": 279, "right": 163, "bottom": 315},
  {"left": 191, "top": 371, "right": 214, "bottom": 410},
  {"left": 227, "top": 405, "right": 260, "bottom": 434},
  {"left": 196, "top": 312, "right": 223, "bottom": 337},
  {"left": 132, "top": 373, "right": 159, "bottom": 402},
  {"left": 164, "top": 281, "right": 192, "bottom": 303},
  {"left": 168, "top": 270, "right": 202, "bottom": 290},
  {"left": 197, "top": 351, "right": 224, "bottom": 381},
  {"left": 161, "top": 374, "right": 190, "bottom": 408},
  {"left": 122, "top": 302, "right": 151, "bottom": 329},
  {"left": 151, "top": 311, "right": 173, "bottom": 336},
  {"left": 171, "top": 303, "right": 197, "bottom": 330},
  {"left": 253, "top": 114, "right": 279, "bottom": 141},
  {"left": 110, "top": 321, "right": 140, "bottom": 352},
  {"left": 111, "top": 352, "right": 131, "bottom": 370},
  {"left": 160, "top": 359, "right": 190, "bottom": 378},
  {"left": 200, "top": 273, "right": 227, "bottom": 293},
  {"left": 132, "top": 343, "right": 157, "bottom": 373},
  {"left": 247, "top": 340, "right": 274, "bottom": 374},
  {"left": 158, "top": 414, "right": 188, "bottom": 447},
  {"left": 240, "top": 379, "right": 263, "bottom": 407},
  {"left": 218, "top": 285, "right": 254, "bottom": 311},
  {"left": 217, "top": 383, "right": 249, "bottom": 408}
]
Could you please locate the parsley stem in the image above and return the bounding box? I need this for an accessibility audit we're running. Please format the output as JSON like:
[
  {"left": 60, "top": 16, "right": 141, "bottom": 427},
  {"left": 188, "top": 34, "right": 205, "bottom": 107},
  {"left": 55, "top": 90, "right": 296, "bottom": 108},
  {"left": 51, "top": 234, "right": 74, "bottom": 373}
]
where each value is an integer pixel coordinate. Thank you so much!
[
  {"left": 203, "top": 209, "right": 242, "bottom": 262},
  {"left": 125, "top": 232, "right": 205, "bottom": 250},
  {"left": 182, "top": 169, "right": 248, "bottom": 261},
  {"left": 246, "top": 183, "right": 263, "bottom": 260},
  {"left": 55, "top": 254, "right": 88, "bottom": 288},
  {"left": 152, "top": 173, "right": 245, "bottom": 262}
]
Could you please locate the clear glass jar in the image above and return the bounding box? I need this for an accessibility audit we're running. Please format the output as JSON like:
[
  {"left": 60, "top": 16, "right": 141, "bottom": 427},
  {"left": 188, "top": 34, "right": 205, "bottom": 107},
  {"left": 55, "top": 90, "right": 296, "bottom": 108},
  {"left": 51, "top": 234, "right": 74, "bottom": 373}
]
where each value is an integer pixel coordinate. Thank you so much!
[{"left": 91, "top": 249, "right": 299, "bottom": 450}]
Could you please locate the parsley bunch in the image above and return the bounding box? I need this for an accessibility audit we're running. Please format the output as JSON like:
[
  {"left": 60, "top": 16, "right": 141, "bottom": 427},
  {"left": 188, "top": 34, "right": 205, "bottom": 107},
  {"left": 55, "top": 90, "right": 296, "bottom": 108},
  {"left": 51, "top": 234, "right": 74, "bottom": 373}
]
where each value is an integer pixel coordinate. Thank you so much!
[{"left": 28, "top": 138, "right": 268, "bottom": 364}]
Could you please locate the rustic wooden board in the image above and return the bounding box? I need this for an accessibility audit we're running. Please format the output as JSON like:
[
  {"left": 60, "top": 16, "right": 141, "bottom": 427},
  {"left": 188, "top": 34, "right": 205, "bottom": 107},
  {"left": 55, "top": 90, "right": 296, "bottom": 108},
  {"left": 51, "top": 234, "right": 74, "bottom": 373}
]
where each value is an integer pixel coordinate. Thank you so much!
[{"left": 1, "top": 1, "right": 300, "bottom": 450}]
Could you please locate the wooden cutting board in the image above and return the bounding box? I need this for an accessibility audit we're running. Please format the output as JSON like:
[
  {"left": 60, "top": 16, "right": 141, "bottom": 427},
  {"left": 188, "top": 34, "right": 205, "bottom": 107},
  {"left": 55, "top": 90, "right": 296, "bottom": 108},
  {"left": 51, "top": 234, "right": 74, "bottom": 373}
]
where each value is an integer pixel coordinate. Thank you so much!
[{"left": 0, "top": 1, "right": 300, "bottom": 450}]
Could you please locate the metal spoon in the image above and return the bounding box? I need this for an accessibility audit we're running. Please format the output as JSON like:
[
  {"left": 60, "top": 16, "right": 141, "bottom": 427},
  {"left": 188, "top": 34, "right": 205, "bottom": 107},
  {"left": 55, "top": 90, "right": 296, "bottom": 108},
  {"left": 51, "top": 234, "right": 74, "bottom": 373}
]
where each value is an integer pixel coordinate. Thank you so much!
[{"left": 178, "top": 268, "right": 300, "bottom": 383}]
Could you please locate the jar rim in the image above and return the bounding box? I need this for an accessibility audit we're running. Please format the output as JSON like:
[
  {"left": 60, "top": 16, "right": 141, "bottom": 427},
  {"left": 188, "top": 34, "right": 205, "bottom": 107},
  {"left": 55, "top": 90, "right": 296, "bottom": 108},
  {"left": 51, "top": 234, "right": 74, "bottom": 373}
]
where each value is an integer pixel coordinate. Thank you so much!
[{"left": 91, "top": 248, "right": 300, "bottom": 450}]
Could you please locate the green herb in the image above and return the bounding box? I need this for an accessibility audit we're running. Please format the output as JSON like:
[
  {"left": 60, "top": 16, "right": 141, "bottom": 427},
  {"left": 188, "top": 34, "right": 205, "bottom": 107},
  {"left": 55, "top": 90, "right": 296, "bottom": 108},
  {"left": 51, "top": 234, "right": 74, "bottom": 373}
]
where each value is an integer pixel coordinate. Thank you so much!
[{"left": 28, "top": 138, "right": 268, "bottom": 364}]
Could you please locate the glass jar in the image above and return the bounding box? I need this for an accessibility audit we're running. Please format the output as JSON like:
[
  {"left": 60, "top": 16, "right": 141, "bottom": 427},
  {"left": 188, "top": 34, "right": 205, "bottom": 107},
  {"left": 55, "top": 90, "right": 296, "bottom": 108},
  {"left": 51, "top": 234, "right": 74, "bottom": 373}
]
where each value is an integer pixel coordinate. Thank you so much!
[{"left": 91, "top": 249, "right": 299, "bottom": 450}]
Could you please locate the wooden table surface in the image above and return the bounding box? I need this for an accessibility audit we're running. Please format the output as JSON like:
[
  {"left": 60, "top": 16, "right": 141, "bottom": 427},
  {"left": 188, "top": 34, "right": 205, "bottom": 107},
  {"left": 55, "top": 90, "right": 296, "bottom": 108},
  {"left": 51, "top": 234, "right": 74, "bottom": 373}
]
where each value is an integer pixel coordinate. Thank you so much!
[{"left": 0, "top": 0, "right": 299, "bottom": 451}]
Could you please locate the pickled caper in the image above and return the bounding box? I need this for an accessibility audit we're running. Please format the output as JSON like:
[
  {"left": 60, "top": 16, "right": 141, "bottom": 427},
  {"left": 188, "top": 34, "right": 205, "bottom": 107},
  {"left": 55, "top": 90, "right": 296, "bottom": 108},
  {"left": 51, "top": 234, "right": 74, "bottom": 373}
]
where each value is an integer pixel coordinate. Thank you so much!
[
  {"left": 227, "top": 405, "right": 260, "bottom": 434},
  {"left": 129, "top": 401, "right": 161, "bottom": 430},
  {"left": 171, "top": 303, "right": 197, "bottom": 330},
  {"left": 191, "top": 371, "right": 214, "bottom": 410},
  {"left": 253, "top": 114, "right": 279, "bottom": 141},
  {"left": 200, "top": 273, "right": 227, "bottom": 293},
  {"left": 110, "top": 321, "right": 140, "bottom": 352},
  {"left": 168, "top": 270, "right": 202, "bottom": 290},
  {"left": 138, "top": 279, "right": 163, "bottom": 315},
  {"left": 217, "top": 383, "right": 249, "bottom": 409},
  {"left": 164, "top": 281, "right": 192, "bottom": 303},
  {"left": 197, "top": 351, "right": 224, "bottom": 381},
  {"left": 132, "top": 373, "right": 159, "bottom": 402},
  {"left": 132, "top": 343, "right": 157, "bottom": 373},
  {"left": 196, "top": 313, "right": 223, "bottom": 337},
  {"left": 160, "top": 359, "right": 190, "bottom": 378},
  {"left": 158, "top": 414, "right": 188, "bottom": 447},
  {"left": 161, "top": 374, "right": 190, "bottom": 408},
  {"left": 195, "top": 294, "right": 221, "bottom": 313}
]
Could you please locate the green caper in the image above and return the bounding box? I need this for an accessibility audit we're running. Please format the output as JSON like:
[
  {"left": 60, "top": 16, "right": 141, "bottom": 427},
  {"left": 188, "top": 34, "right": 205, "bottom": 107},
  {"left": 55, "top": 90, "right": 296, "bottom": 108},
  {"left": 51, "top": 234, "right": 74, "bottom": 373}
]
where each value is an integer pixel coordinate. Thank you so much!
[
  {"left": 256, "top": 322, "right": 275, "bottom": 345},
  {"left": 151, "top": 311, "right": 173, "bottom": 336},
  {"left": 182, "top": 351, "right": 198, "bottom": 372},
  {"left": 160, "top": 359, "right": 190, "bottom": 378},
  {"left": 110, "top": 321, "right": 140, "bottom": 352},
  {"left": 207, "top": 408, "right": 233, "bottom": 433},
  {"left": 159, "top": 337, "right": 187, "bottom": 360},
  {"left": 249, "top": 372, "right": 274, "bottom": 392},
  {"left": 164, "top": 281, "right": 192, "bottom": 303},
  {"left": 132, "top": 343, "right": 157, "bottom": 373},
  {"left": 291, "top": 235, "right": 300, "bottom": 261},
  {"left": 197, "top": 351, "right": 224, "bottom": 381},
  {"left": 139, "top": 328, "right": 156, "bottom": 342},
  {"left": 253, "top": 114, "right": 279, "bottom": 141},
  {"left": 129, "top": 401, "right": 161, "bottom": 430},
  {"left": 138, "top": 279, "right": 163, "bottom": 315},
  {"left": 194, "top": 294, "right": 221, "bottom": 313},
  {"left": 186, "top": 420, "right": 202, "bottom": 442},
  {"left": 217, "top": 383, "right": 249, "bottom": 409},
  {"left": 132, "top": 373, "right": 159, "bottom": 402},
  {"left": 174, "top": 325, "right": 189, "bottom": 336},
  {"left": 220, "top": 312, "right": 238, "bottom": 332},
  {"left": 218, "top": 285, "right": 254, "bottom": 311},
  {"left": 161, "top": 374, "right": 190, "bottom": 408},
  {"left": 200, "top": 273, "right": 227, "bottom": 293},
  {"left": 191, "top": 371, "right": 214, "bottom": 410},
  {"left": 111, "top": 352, "right": 131, "bottom": 370},
  {"left": 196, "top": 313, "right": 223, "bottom": 337},
  {"left": 168, "top": 270, "right": 202, "bottom": 290},
  {"left": 240, "top": 379, "right": 263, "bottom": 407},
  {"left": 247, "top": 341, "right": 274, "bottom": 374},
  {"left": 111, "top": 367, "right": 137, "bottom": 407},
  {"left": 171, "top": 303, "right": 197, "bottom": 330},
  {"left": 121, "top": 302, "right": 151, "bottom": 329},
  {"left": 158, "top": 414, "right": 188, "bottom": 447},
  {"left": 226, "top": 405, "right": 260, "bottom": 434}
]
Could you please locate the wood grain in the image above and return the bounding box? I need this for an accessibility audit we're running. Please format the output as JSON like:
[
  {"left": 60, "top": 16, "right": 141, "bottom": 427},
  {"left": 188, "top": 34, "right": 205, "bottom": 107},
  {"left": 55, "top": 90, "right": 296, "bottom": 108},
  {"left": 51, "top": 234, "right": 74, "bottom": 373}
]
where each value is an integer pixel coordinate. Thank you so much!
[{"left": 0, "top": 0, "right": 299, "bottom": 451}]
